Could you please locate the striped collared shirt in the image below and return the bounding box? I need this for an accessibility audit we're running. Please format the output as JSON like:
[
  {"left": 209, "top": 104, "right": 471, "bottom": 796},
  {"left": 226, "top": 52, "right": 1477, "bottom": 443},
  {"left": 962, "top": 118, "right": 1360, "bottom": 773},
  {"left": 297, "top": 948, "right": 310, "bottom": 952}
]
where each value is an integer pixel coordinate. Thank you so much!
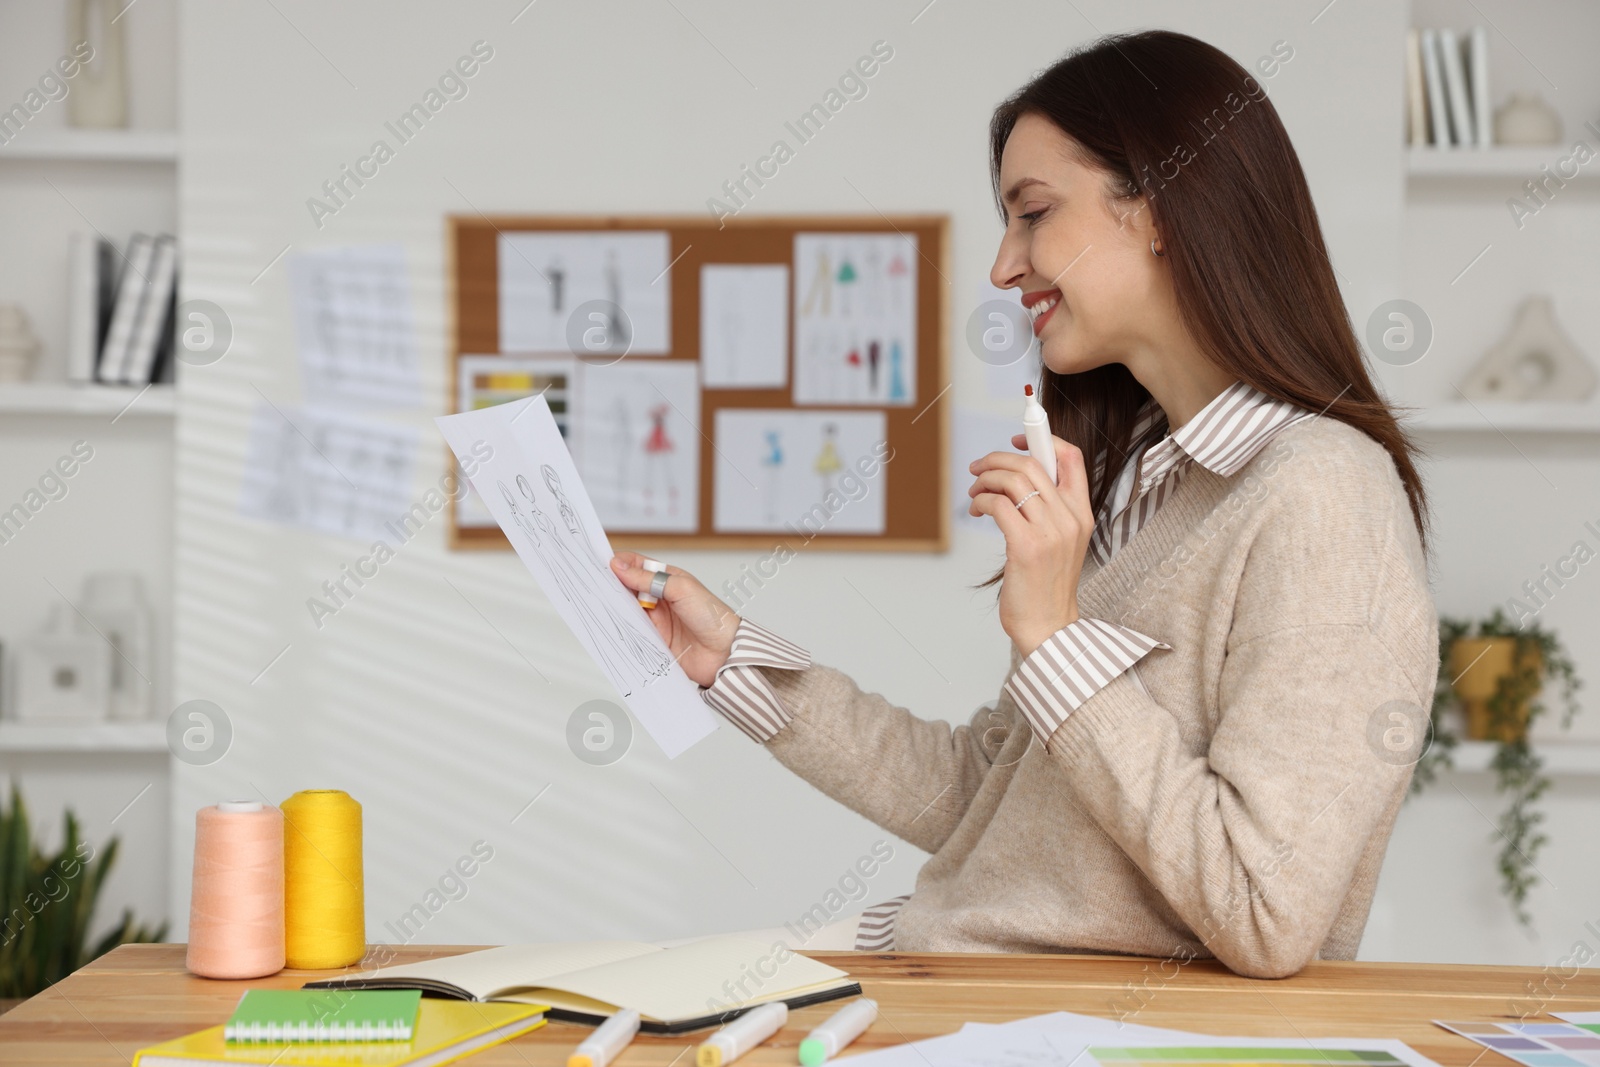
[{"left": 700, "top": 379, "right": 1314, "bottom": 950}]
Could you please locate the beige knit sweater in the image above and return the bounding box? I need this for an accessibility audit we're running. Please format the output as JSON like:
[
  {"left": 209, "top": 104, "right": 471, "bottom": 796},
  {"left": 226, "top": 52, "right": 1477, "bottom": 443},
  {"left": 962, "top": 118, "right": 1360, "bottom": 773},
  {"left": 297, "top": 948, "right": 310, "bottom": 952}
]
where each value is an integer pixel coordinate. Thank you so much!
[{"left": 753, "top": 416, "right": 1438, "bottom": 978}]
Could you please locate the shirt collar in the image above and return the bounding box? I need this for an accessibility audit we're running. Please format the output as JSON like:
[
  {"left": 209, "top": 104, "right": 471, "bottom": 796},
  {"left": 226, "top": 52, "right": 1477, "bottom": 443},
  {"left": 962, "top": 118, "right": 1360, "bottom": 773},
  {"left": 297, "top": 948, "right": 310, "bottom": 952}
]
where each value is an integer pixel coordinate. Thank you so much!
[{"left": 1136, "top": 380, "right": 1312, "bottom": 495}]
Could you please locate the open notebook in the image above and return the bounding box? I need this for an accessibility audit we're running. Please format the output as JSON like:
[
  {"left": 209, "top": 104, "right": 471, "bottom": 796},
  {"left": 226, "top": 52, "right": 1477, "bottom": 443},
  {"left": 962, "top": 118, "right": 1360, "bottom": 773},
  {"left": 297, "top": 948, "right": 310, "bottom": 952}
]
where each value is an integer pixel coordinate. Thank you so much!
[{"left": 304, "top": 936, "right": 861, "bottom": 1034}]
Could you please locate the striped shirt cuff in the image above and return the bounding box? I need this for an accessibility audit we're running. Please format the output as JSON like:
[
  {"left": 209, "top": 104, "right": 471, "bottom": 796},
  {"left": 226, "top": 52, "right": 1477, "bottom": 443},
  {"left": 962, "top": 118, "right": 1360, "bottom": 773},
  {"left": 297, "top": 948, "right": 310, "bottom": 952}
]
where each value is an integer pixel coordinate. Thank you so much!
[
  {"left": 699, "top": 619, "right": 812, "bottom": 743},
  {"left": 1003, "top": 618, "right": 1171, "bottom": 743},
  {"left": 854, "top": 894, "right": 910, "bottom": 951}
]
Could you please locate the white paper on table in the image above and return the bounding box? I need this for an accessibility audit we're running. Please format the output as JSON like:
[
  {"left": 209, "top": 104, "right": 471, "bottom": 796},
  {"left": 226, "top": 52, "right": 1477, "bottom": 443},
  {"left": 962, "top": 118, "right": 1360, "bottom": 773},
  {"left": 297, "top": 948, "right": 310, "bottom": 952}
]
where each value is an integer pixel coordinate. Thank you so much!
[
  {"left": 575, "top": 360, "right": 701, "bottom": 534},
  {"left": 700, "top": 264, "right": 789, "bottom": 388},
  {"left": 1555, "top": 1013, "right": 1600, "bottom": 1025},
  {"left": 712, "top": 409, "right": 887, "bottom": 535},
  {"left": 793, "top": 233, "right": 916, "bottom": 406},
  {"left": 288, "top": 244, "right": 422, "bottom": 408},
  {"left": 842, "top": 1020, "right": 1442, "bottom": 1067},
  {"left": 499, "top": 231, "right": 671, "bottom": 356},
  {"left": 239, "top": 401, "right": 417, "bottom": 541},
  {"left": 434, "top": 395, "right": 719, "bottom": 759}
]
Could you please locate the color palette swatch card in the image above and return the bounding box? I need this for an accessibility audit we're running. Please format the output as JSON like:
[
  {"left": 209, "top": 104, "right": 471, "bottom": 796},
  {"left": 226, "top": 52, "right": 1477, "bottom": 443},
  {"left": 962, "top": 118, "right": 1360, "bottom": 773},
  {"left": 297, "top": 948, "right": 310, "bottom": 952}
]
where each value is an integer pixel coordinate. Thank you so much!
[{"left": 1436, "top": 1020, "right": 1600, "bottom": 1067}]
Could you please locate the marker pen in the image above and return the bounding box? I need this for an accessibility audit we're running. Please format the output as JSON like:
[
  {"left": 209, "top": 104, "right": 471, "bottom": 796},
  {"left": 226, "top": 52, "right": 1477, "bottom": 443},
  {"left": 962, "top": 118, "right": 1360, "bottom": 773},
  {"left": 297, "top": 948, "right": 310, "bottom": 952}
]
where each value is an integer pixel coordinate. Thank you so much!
[
  {"left": 1022, "top": 384, "right": 1057, "bottom": 486},
  {"left": 697, "top": 1001, "right": 788, "bottom": 1067},
  {"left": 798, "top": 998, "right": 877, "bottom": 1066},
  {"left": 569, "top": 1008, "right": 641, "bottom": 1067}
]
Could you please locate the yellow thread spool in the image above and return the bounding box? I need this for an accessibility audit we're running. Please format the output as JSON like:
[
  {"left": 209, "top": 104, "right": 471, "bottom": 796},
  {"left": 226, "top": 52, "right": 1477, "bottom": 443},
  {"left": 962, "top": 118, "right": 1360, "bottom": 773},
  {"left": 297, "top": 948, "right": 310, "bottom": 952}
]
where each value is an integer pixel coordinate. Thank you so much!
[{"left": 282, "top": 789, "right": 365, "bottom": 969}]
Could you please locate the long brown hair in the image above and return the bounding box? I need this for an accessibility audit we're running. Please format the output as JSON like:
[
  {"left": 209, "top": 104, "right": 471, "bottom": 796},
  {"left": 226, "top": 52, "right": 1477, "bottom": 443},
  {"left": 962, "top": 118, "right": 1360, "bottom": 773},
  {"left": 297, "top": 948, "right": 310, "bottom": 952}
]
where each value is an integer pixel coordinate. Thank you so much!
[{"left": 987, "top": 30, "right": 1430, "bottom": 562}]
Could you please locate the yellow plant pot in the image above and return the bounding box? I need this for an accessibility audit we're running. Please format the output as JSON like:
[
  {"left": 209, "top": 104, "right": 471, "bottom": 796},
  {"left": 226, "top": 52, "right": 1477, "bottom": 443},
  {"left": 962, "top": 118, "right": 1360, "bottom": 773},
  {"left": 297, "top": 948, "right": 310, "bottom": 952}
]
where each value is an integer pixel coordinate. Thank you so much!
[{"left": 1448, "top": 636, "right": 1542, "bottom": 742}]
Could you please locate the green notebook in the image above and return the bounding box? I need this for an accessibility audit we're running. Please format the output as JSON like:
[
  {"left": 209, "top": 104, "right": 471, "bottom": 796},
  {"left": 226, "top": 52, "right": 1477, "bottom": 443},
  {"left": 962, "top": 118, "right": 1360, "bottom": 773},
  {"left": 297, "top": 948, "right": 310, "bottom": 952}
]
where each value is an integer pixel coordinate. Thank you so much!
[{"left": 224, "top": 989, "right": 422, "bottom": 1043}]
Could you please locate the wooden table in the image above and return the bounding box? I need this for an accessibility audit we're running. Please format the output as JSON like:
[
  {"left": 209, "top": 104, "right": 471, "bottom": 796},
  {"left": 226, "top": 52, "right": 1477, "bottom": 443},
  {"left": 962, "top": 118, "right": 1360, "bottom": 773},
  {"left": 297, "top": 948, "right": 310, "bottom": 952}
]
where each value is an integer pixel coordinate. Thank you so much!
[{"left": 4, "top": 945, "right": 1598, "bottom": 1066}]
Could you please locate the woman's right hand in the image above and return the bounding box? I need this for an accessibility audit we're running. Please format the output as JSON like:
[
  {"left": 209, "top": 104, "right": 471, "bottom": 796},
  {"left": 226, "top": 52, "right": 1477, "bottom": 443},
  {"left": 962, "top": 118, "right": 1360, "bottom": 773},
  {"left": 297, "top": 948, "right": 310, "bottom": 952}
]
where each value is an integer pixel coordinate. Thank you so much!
[{"left": 610, "top": 551, "right": 740, "bottom": 688}]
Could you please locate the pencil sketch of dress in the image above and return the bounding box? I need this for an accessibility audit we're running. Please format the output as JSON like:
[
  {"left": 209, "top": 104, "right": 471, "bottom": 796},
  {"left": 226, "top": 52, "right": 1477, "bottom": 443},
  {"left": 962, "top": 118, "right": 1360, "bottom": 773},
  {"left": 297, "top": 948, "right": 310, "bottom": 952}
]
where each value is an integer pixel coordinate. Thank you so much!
[
  {"left": 760, "top": 430, "right": 783, "bottom": 523},
  {"left": 642, "top": 403, "right": 677, "bottom": 517},
  {"left": 500, "top": 477, "right": 637, "bottom": 692},
  {"left": 542, "top": 464, "right": 608, "bottom": 576},
  {"left": 515, "top": 476, "right": 671, "bottom": 688}
]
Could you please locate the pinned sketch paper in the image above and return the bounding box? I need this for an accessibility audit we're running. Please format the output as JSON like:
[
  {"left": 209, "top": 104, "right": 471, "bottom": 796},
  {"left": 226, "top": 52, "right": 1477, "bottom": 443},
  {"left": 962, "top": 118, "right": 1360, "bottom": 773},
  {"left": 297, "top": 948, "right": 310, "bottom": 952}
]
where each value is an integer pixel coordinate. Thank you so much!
[
  {"left": 455, "top": 354, "right": 578, "bottom": 532},
  {"left": 499, "top": 232, "right": 671, "bottom": 356},
  {"left": 712, "top": 410, "right": 887, "bottom": 534},
  {"left": 576, "top": 361, "right": 700, "bottom": 534},
  {"left": 435, "top": 395, "right": 719, "bottom": 759},
  {"left": 239, "top": 402, "right": 417, "bottom": 541},
  {"left": 793, "top": 233, "right": 916, "bottom": 406},
  {"left": 288, "top": 244, "right": 422, "bottom": 408},
  {"left": 700, "top": 264, "right": 789, "bottom": 388}
]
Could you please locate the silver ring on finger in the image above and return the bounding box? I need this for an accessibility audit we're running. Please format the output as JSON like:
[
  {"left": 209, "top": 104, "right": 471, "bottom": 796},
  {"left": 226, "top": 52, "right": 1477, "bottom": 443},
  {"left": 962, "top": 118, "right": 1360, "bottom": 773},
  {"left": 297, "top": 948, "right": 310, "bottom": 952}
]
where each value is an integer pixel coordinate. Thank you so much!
[
  {"left": 649, "top": 570, "right": 670, "bottom": 599},
  {"left": 1014, "top": 490, "right": 1042, "bottom": 510}
]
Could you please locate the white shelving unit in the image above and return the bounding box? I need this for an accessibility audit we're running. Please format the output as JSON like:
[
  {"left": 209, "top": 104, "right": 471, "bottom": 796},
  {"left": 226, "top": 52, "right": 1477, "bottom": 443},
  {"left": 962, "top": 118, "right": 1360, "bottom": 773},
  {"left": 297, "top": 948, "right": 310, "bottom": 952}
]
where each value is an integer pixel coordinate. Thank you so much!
[
  {"left": 1407, "top": 400, "right": 1600, "bottom": 433},
  {"left": 0, "top": 383, "right": 177, "bottom": 418},
  {"left": 0, "top": 129, "right": 179, "bottom": 164},
  {"left": 1448, "top": 739, "right": 1600, "bottom": 776},
  {"left": 0, "top": 2, "right": 181, "bottom": 940},
  {"left": 1406, "top": 145, "right": 1599, "bottom": 180},
  {"left": 0, "top": 721, "right": 167, "bottom": 753}
]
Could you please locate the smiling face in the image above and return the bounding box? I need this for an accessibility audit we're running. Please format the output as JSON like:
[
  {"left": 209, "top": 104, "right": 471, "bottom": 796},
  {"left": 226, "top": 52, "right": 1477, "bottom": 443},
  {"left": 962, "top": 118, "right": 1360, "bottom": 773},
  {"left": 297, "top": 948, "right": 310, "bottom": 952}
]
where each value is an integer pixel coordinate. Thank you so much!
[{"left": 990, "top": 112, "right": 1170, "bottom": 376}]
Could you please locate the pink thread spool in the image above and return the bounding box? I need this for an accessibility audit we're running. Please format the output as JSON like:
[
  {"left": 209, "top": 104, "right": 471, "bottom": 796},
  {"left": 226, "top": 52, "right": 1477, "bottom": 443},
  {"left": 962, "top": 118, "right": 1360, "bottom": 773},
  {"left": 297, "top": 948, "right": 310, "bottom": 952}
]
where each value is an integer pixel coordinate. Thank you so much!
[{"left": 186, "top": 800, "right": 285, "bottom": 979}]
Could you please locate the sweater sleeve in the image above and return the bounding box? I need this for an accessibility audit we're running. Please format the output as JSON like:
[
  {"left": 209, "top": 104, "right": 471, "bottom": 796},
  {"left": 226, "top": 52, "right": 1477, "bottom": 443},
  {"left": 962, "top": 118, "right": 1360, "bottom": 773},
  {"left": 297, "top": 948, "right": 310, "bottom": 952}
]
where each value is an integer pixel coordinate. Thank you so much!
[
  {"left": 1036, "top": 509, "right": 1435, "bottom": 979},
  {"left": 703, "top": 622, "right": 1016, "bottom": 854}
]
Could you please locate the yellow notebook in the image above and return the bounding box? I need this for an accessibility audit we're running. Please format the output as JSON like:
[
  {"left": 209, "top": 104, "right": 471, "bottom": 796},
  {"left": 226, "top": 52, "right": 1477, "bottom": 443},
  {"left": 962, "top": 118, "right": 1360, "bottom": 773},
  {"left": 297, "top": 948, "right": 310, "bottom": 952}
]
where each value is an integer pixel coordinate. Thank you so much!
[{"left": 131, "top": 999, "right": 546, "bottom": 1067}]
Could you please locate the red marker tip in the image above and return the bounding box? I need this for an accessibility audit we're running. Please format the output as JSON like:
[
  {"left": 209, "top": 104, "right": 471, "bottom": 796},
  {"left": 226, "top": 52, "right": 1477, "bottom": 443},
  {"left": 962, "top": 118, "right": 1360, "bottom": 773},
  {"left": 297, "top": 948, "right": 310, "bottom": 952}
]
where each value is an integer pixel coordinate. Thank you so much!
[{"left": 1024, "top": 384, "right": 1034, "bottom": 397}]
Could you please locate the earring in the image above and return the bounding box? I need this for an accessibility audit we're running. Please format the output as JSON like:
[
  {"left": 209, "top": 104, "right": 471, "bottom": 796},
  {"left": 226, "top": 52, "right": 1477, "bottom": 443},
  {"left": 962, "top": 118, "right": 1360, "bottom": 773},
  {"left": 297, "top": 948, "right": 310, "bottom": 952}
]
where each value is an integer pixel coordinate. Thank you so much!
[{"left": 1150, "top": 240, "right": 1165, "bottom": 258}]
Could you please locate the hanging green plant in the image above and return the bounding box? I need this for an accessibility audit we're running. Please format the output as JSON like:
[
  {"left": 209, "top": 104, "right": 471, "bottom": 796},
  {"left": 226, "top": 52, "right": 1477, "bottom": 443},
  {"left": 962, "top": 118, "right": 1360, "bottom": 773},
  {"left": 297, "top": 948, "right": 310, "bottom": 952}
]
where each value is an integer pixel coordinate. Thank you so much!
[{"left": 1411, "top": 607, "right": 1582, "bottom": 927}]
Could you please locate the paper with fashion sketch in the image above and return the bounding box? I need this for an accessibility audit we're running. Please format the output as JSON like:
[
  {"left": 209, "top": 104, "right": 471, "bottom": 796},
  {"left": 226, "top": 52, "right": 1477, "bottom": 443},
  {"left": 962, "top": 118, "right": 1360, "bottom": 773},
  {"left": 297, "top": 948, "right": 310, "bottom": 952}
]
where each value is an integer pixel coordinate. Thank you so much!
[
  {"left": 287, "top": 243, "right": 423, "bottom": 408},
  {"left": 793, "top": 233, "right": 916, "bottom": 405},
  {"left": 435, "top": 395, "right": 719, "bottom": 759},
  {"left": 453, "top": 354, "right": 577, "bottom": 532},
  {"left": 700, "top": 264, "right": 789, "bottom": 388},
  {"left": 239, "top": 401, "right": 417, "bottom": 541},
  {"left": 498, "top": 231, "right": 671, "bottom": 355}
]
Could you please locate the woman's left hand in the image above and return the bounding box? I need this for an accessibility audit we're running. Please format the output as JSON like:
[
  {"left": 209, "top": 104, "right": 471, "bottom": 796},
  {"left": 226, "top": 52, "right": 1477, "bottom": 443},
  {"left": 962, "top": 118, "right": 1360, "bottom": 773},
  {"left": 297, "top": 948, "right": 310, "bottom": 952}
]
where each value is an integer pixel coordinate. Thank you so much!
[{"left": 968, "top": 433, "right": 1095, "bottom": 657}]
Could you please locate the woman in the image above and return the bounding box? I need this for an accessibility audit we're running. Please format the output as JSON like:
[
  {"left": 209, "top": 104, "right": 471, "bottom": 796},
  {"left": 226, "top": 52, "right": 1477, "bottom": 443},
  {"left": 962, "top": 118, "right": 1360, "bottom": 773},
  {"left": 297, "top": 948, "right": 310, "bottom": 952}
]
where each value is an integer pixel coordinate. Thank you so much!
[{"left": 612, "top": 30, "right": 1438, "bottom": 979}]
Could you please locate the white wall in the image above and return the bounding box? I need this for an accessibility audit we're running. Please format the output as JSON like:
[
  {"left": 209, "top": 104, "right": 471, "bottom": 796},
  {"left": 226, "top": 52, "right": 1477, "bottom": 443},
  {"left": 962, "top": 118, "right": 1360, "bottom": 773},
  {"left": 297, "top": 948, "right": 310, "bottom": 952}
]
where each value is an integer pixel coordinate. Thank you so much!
[{"left": 162, "top": 0, "right": 1598, "bottom": 967}]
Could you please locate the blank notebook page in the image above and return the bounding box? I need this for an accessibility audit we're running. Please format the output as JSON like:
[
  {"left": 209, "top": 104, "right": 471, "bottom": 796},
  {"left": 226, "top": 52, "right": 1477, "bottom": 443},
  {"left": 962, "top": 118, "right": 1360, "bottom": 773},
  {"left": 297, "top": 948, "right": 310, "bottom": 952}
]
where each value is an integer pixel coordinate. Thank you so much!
[
  {"left": 369, "top": 941, "right": 660, "bottom": 1000},
  {"left": 526, "top": 935, "right": 849, "bottom": 1022}
]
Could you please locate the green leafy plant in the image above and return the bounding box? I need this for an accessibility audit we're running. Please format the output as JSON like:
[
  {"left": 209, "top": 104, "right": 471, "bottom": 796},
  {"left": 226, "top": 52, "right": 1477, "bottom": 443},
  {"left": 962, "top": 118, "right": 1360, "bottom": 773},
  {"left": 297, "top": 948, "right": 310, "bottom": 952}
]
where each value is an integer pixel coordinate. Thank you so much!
[
  {"left": 0, "top": 785, "right": 167, "bottom": 1000},
  {"left": 1412, "top": 607, "right": 1582, "bottom": 927}
]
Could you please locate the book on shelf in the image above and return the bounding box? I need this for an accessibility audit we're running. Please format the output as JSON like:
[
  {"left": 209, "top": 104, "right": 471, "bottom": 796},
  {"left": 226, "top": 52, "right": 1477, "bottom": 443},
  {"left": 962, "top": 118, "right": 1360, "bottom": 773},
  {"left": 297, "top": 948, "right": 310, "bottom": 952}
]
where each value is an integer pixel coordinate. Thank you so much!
[
  {"left": 1409, "top": 24, "right": 1492, "bottom": 151},
  {"left": 71, "top": 230, "right": 178, "bottom": 387}
]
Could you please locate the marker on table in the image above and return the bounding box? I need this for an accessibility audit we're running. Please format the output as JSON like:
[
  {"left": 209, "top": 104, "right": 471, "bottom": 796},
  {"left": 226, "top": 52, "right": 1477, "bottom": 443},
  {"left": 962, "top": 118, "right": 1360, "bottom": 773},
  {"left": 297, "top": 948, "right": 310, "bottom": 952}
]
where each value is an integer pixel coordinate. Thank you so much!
[
  {"left": 569, "top": 1007, "right": 641, "bottom": 1067},
  {"left": 697, "top": 1001, "right": 787, "bottom": 1067},
  {"left": 798, "top": 998, "right": 877, "bottom": 1066},
  {"left": 1022, "top": 384, "right": 1057, "bottom": 487}
]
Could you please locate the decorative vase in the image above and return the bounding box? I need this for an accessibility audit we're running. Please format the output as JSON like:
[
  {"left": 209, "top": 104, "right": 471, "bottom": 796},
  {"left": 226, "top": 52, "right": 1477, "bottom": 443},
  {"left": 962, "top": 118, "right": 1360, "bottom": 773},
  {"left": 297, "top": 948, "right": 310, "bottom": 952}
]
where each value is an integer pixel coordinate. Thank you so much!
[
  {"left": 1494, "top": 93, "right": 1561, "bottom": 146},
  {"left": 80, "top": 572, "right": 153, "bottom": 721},
  {"left": 65, "top": 0, "right": 128, "bottom": 129},
  {"left": 14, "top": 604, "right": 111, "bottom": 723},
  {"left": 0, "top": 304, "right": 40, "bottom": 383},
  {"left": 1449, "top": 636, "right": 1543, "bottom": 742}
]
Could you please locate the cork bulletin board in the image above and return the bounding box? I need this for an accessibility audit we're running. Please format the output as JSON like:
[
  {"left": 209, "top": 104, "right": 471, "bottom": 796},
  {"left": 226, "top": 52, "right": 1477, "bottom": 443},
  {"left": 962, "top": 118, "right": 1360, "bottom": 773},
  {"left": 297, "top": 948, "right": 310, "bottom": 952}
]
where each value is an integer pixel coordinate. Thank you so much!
[{"left": 447, "top": 214, "right": 948, "bottom": 552}]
